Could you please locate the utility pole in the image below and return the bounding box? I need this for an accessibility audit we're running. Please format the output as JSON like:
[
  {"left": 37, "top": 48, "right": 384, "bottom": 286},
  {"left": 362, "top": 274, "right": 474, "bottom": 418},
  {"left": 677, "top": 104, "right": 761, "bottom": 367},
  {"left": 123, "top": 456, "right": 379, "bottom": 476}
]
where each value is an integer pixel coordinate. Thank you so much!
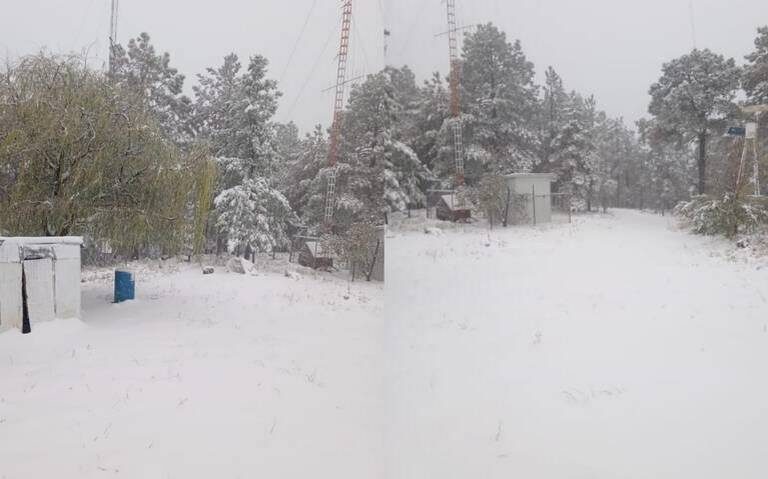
[
  {"left": 323, "top": 0, "right": 353, "bottom": 231},
  {"left": 109, "top": 0, "right": 120, "bottom": 75}
]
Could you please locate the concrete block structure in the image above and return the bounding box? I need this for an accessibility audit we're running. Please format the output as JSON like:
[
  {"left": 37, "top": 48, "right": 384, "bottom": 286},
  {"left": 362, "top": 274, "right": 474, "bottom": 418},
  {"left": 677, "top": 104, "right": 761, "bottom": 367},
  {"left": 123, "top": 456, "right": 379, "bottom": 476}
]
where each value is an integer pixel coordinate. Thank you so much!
[{"left": 0, "top": 237, "right": 83, "bottom": 332}]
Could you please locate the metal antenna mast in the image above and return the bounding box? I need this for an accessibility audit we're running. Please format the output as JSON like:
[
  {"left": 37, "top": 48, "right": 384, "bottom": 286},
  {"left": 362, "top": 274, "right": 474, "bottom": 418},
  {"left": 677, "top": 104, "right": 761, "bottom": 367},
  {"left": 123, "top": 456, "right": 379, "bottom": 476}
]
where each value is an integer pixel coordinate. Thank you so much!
[
  {"left": 109, "top": 0, "right": 120, "bottom": 74},
  {"left": 323, "top": 0, "right": 353, "bottom": 230},
  {"left": 446, "top": 0, "right": 465, "bottom": 187}
]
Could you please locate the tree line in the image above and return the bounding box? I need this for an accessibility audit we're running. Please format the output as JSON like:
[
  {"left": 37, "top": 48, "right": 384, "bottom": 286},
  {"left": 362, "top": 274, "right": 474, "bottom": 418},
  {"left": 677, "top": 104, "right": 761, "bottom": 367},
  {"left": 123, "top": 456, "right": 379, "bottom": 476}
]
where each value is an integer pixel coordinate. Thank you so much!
[
  {"left": 379, "top": 23, "right": 768, "bottom": 236},
  {"left": 1, "top": 23, "right": 767, "bottom": 258}
]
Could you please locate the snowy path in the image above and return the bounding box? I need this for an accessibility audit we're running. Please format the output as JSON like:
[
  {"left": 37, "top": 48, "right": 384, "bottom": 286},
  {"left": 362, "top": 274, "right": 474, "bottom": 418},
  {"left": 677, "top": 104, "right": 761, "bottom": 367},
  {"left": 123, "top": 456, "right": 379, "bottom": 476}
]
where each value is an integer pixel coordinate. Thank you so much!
[
  {"left": 386, "top": 210, "right": 768, "bottom": 479},
  {"left": 0, "top": 266, "right": 384, "bottom": 478}
]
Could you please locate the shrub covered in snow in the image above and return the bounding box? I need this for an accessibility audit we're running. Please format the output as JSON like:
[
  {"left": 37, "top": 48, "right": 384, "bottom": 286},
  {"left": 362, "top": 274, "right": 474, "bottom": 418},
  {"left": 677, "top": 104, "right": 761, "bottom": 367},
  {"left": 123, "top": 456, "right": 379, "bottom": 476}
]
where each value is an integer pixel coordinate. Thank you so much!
[
  {"left": 675, "top": 194, "right": 768, "bottom": 237},
  {"left": 344, "top": 223, "right": 383, "bottom": 282},
  {"left": 214, "top": 177, "right": 298, "bottom": 254},
  {"left": 477, "top": 175, "right": 509, "bottom": 228}
]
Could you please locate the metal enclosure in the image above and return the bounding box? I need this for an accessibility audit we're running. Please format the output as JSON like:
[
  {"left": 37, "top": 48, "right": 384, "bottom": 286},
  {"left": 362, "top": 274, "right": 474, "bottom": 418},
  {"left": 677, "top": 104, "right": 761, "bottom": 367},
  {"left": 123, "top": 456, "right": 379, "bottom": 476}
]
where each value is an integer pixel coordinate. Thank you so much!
[{"left": 505, "top": 173, "right": 557, "bottom": 225}]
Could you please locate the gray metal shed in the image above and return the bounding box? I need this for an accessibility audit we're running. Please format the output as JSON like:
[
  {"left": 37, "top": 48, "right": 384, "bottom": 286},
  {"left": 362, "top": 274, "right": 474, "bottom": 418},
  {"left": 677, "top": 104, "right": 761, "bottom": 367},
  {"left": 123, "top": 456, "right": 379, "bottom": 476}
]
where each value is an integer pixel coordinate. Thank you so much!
[{"left": 505, "top": 173, "right": 557, "bottom": 224}]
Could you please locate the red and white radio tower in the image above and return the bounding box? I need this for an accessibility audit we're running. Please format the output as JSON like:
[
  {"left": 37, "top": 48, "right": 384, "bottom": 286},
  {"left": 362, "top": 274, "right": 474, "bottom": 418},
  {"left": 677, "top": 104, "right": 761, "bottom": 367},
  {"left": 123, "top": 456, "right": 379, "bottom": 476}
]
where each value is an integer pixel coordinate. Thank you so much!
[
  {"left": 323, "top": 0, "right": 353, "bottom": 230},
  {"left": 446, "top": 0, "right": 465, "bottom": 188}
]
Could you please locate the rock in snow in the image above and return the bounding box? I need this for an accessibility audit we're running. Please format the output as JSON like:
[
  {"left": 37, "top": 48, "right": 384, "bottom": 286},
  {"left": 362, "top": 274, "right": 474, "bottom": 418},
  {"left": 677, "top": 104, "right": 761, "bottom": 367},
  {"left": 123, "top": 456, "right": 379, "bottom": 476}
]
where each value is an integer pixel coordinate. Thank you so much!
[
  {"left": 284, "top": 269, "right": 302, "bottom": 280},
  {"left": 226, "top": 257, "right": 256, "bottom": 275}
]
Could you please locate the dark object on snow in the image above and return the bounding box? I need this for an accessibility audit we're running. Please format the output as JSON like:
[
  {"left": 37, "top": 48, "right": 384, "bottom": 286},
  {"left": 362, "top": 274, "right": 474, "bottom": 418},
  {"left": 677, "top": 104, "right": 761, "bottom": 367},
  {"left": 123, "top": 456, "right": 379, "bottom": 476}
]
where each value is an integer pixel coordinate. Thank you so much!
[
  {"left": 114, "top": 270, "right": 135, "bottom": 303},
  {"left": 202, "top": 267, "right": 215, "bottom": 275},
  {"left": 298, "top": 240, "right": 334, "bottom": 270},
  {"left": 736, "top": 238, "right": 750, "bottom": 249},
  {"left": 727, "top": 126, "right": 746, "bottom": 137},
  {"left": 21, "top": 267, "right": 30, "bottom": 334},
  {"left": 436, "top": 194, "right": 472, "bottom": 223}
]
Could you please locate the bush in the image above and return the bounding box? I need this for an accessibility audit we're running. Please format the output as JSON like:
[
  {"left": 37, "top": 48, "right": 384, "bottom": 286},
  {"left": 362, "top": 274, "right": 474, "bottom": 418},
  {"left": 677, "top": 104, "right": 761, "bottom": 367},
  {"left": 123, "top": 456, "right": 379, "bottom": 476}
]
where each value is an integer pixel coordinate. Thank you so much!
[
  {"left": 675, "top": 194, "right": 768, "bottom": 237},
  {"left": 477, "top": 175, "right": 508, "bottom": 228}
]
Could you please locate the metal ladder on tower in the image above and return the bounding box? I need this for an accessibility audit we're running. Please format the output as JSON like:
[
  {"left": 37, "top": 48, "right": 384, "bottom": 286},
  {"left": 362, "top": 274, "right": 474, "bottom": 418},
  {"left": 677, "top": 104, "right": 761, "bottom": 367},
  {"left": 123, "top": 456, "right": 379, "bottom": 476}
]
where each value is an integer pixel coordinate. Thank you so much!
[
  {"left": 324, "top": 169, "right": 338, "bottom": 226},
  {"left": 446, "top": 0, "right": 465, "bottom": 188},
  {"left": 452, "top": 121, "right": 465, "bottom": 181},
  {"left": 323, "top": 0, "right": 353, "bottom": 230}
]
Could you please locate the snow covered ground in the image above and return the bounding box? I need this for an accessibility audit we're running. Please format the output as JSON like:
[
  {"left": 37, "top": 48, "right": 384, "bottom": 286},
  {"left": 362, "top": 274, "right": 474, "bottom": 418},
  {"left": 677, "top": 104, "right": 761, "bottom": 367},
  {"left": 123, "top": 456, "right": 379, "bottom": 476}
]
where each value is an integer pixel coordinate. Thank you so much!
[
  {"left": 4, "top": 210, "right": 768, "bottom": 478},
  {"left": 386, "top": 209, "right": 768, "bottom": 479},
  {"left": 0, "top": 259, "right": 384, "bottom": 478}
]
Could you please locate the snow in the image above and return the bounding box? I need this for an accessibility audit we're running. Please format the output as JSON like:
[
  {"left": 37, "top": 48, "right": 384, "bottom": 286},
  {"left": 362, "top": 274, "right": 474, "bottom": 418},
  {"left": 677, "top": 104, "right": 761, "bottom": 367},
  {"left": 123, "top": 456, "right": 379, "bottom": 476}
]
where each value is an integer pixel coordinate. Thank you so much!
[
  {"left": 0, "top": 260, "right": 383, "bottom": 478},
  {"left": 4, "top": 211, "right": 768, "bottom": 477},
  {"left": 386, "top": 209, "right": 768, "bottom": 478}
]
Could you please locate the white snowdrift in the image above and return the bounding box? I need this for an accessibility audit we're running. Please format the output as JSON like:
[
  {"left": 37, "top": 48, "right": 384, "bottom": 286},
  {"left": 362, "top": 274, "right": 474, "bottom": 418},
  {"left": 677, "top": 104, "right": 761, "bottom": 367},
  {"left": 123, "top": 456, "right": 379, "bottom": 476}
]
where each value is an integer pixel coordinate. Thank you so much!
[
  {"left": 0, "top": 264, "right": 383, "bottom": 478},
  {"left": 385, "top": 209, "right": 768, "bottom": 479}
]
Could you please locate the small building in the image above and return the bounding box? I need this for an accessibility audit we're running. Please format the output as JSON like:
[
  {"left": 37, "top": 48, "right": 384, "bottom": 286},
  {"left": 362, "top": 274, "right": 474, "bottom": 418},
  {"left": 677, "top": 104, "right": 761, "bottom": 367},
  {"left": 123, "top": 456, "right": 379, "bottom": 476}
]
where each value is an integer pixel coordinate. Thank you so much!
[
  {"left": 436, "top": 194, "right": 473, "bottom": 223},
  {"left": 505, "top": 173, "right": 556, "bottom": 225},
  {"left": 0, "top": 237, "right": 83, "bottom": 333},
  {"left": 298, "top": 238, "right": 335, "bottom": 270}
]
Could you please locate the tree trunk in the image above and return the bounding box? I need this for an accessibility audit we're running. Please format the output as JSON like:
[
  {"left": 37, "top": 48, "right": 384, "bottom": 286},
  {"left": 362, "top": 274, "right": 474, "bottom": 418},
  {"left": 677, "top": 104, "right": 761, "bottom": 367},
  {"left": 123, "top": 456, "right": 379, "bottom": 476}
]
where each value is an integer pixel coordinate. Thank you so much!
[
  {"left": 502, "top": 187, "right": 511, "bottom": 227},
  {"left": 365, "top": 240, "right": 381, "bottom": 282},
  {"left": 697, "top": 131, "right": 707, "bottom": 195}
]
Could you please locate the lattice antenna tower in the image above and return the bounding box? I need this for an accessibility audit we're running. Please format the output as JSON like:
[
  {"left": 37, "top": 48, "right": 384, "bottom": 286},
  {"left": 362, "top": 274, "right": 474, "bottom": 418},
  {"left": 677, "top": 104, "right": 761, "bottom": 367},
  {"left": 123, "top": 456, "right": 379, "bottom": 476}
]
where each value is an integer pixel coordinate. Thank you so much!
[
  {"left": 446, "top": 0, "right": 465, "bottom": 187},
  {"left": 323, "top": 0, "right": 353, "bottom": 230}
]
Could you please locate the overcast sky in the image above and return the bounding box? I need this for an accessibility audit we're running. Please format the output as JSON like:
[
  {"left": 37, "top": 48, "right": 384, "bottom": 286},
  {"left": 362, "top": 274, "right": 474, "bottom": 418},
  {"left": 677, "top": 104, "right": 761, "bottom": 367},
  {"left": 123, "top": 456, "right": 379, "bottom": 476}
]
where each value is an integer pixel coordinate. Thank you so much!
[{"left": 2, "top": 0, "right": 767, "bottom": 133}]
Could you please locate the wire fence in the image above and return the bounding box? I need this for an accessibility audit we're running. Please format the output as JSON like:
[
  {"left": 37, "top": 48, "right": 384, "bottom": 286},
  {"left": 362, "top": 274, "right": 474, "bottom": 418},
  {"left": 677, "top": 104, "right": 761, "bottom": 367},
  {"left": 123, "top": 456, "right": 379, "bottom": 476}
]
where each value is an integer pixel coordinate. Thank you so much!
[{"left": 420, "top": 188, "right": 573, "bottom": 226}]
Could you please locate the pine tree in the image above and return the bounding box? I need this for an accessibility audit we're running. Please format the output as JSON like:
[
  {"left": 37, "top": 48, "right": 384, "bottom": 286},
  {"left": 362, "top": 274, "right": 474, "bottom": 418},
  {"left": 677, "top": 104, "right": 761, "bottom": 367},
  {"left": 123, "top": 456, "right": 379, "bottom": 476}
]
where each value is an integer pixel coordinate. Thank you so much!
[
  {"left": 410, "top": 73, "right": 450, "bottom": 177},
  {"left": 537, "top": 67, "right": 569, "bottom": 173},
  {"left": 283, "top": 125, "right": 329, "bottom": 222},
  {"left": 460, "top": 23, "right": 540, "bottom": 181},
  {"left": 744, "top": 26, "right": 768, "bottom": 104},
  {"left": 648, "top": 49, "right": 741, "bottom": 195},
  {"left": 194, "top": 54, "right": 282, "bottom": 181},
  {"left": 214, "top": 177, "right": 297, "bottom": 255},
  {"left": 110, "top": 32, "right": 193, "bottom": 144}
]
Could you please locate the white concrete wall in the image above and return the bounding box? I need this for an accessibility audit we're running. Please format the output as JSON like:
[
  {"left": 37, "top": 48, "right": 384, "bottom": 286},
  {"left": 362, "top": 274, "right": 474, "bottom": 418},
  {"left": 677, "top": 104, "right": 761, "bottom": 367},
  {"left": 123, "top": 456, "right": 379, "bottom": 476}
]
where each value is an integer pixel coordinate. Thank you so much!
[
  {"left": 23, "top": 257, "right": 56, "bottom": 326},
  {"left": 0, "top": 241, "right": 23, "bottom": 330},
  {"left": 53, "top": 245, "right": 82, "bottom": 319},
  {"left": 0, "top": 238, "right": 82, "bottom": 332}
]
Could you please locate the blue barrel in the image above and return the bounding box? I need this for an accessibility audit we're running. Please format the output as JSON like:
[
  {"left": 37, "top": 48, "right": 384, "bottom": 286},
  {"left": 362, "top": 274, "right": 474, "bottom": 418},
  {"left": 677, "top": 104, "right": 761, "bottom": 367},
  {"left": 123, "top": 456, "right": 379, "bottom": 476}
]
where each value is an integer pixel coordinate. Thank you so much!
[{"left": 114, "top": 270, "right": 135, "bottom": 303}]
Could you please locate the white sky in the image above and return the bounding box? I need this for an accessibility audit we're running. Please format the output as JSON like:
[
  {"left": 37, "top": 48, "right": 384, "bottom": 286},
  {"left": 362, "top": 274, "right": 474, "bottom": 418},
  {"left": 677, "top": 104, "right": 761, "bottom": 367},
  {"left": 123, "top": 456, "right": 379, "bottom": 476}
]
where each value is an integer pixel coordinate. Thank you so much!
[{"left": 2, "top": 0, "right": 767, "bottom": 133}]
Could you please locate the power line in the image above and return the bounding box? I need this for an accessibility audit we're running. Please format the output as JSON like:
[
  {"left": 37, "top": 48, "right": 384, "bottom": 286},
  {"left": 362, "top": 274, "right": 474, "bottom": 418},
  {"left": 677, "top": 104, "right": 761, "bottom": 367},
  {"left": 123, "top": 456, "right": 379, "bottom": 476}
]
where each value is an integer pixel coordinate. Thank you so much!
[
  {"left": 285, "top": 23, "right": 339, "bottom": 118},
  {"left": 352, "top": 17, "right": 371, "bottom": 75},
  {"left": 279, "top": 0, "right": 319, "bottom": 84},
  {"left": 688, "top": 0, "right": 698, "bottom": 49},
  {"left": 398, "top": 0, "right": 430, "bottom": 57},
  {"left": 72, "top": 0, "right": 97, "bottom": 47},
  {"left": 377, "top": 0, "right": 386, "bottom": 22}
]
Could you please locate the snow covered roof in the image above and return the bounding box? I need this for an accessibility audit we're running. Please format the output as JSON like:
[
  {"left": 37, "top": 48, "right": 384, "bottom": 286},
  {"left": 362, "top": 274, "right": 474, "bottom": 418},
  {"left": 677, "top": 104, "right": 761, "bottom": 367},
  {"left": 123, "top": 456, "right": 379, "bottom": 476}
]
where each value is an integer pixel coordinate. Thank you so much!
[
  {"left": 0, "top": 237, "right": 83, "bottom": 246},
  {"left": 504, "top": 173, "right": 556, "bottom": 181},
  {"left": 0, "top": 237, "right": 83, "bottom": 263},
  {"left": 303, "top": 240, "right": 337, "bottom": 258},
  {"left": 440, "top": 194, "right": 474, "bottom": 210}
]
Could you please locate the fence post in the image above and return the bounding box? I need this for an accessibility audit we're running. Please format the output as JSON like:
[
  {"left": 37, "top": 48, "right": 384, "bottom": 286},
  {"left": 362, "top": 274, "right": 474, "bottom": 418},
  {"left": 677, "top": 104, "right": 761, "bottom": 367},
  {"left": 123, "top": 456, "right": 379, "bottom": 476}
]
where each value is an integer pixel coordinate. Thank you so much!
[{"left": 532, "top": 184, "right": 537, "bottom": 225}]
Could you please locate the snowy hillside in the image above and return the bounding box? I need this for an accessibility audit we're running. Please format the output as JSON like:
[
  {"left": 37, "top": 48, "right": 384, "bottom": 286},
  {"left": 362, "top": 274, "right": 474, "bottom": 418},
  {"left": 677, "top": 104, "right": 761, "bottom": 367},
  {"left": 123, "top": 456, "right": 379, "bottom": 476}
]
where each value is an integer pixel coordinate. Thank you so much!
[
  {"left": 386, "top": 210, "right": 768, "bottom": 479},
  {"left": 0, "top": 262, "right": 384, "bottom": 478}
]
